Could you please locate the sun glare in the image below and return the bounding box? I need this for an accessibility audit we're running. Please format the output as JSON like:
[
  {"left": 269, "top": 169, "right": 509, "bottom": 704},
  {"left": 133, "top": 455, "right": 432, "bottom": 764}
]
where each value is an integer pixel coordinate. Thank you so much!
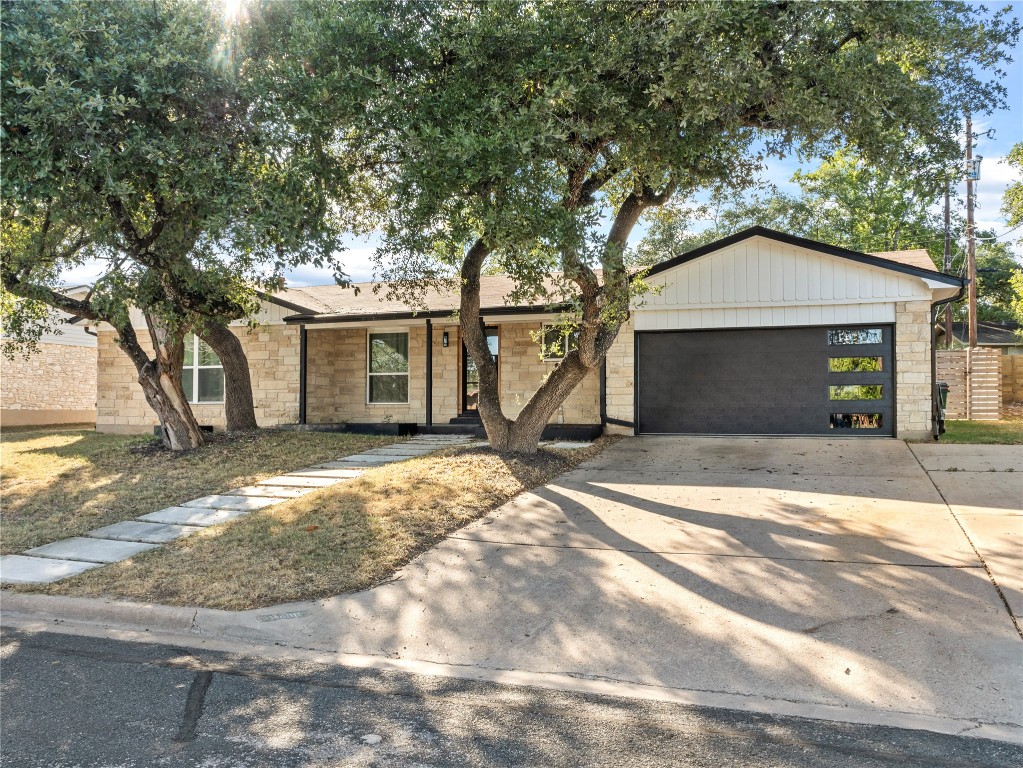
[{"left": 223, "top": 0, "right": 244, "bottom": 24}]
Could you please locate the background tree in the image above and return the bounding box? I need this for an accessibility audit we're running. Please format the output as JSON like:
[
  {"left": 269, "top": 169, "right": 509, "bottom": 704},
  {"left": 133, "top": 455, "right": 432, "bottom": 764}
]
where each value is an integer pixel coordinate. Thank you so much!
[
  {"left": 1001, "top": 143, "right": 1023, "bottom": 335},
  {"left": 634, "top": 146, "right": 950, "bottom": 266},
  {"left": 1, "top": 0, "right": 350, "bottom": 445},
  {"left": 311, "top": 0, "right": 1016, "bottom": 452}
]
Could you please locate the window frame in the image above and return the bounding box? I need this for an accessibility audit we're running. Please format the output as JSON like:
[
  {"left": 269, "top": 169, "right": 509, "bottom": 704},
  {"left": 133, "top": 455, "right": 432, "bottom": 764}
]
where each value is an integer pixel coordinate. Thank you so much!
[
  {"left": 540, "top": 323, "right": 579, "bottom": 361},
  {"left": 182, "top": 334, "right": 225, "bottom": 405},
  {"left": 366, "top": 329, "right": 410, "bottom": 405}
]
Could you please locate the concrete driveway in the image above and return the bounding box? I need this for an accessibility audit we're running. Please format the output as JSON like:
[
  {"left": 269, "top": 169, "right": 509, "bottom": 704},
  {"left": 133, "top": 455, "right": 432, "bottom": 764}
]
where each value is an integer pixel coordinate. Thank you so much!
[{"left": 9, "top": 437, "right": 1021, "bottom": 739}]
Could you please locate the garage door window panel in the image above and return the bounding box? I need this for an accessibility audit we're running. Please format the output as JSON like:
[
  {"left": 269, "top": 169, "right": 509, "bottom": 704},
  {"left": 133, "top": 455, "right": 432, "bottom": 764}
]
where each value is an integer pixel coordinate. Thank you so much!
[
  {"left": 828, "top": 328, "right": 884, "bottom": 345},
  {"left": 829, "top": 384, "right": 883, "bottom": 400},
  {"left": 830, "top": 413, "right": 884, "bottom": 429}
]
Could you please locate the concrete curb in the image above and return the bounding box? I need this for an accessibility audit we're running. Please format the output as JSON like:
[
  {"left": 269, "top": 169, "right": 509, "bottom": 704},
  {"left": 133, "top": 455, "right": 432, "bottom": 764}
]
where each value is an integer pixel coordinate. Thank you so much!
[
  {"left": 3, "top": 592, "right": 1021, "bottom": 746},
  {"left": 1, "top": 592, "right": 204, "bottom": 634}
]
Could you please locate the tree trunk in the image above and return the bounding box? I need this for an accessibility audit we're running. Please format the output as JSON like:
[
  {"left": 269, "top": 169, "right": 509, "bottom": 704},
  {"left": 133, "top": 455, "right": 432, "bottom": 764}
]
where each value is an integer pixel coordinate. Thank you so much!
[
  {"left": 115, "top": 315, "right": 205, "bottom": 451},
  {"left": 199, "top": 322, "right": 258, "bottom": 432}
]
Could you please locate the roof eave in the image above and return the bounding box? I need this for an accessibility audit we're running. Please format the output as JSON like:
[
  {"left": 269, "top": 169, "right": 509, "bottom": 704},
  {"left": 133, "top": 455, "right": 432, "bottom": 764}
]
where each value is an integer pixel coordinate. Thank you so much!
[
  {"left": 283, "top": 302, "right": 571, "bottom": 325},
  {"left": 643, "top": 226, "right": 964, "bottom": 287}
]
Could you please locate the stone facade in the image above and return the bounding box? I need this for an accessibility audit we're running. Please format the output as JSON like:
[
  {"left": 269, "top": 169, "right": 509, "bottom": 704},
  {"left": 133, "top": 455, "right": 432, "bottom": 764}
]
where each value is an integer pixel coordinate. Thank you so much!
[
  {"left": 305, "top": 321, "right": 600, "bottom": 427},
  {"left": 894, "top": 300, "right": 934, "bottom": 441},
  {"left": 96, "top": 324, "right": 300, "bottom": 433},
  {"left": 603, "top": 318, "right": 635, "bottom": 435},
  {"left": 498, "top": 323, "right": 599, "bottom": 424},
  {"left": 0, "top": 342, "right": 97, "bottom": 426},
  {"left": 306, "top": 325, "right": 429, "bottom": 424}
]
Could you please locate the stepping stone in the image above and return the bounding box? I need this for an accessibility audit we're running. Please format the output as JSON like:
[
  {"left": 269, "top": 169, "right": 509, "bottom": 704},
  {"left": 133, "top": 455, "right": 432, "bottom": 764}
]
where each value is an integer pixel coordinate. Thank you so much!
[
  {"left": 362, "top": 450, "right": 432, "bottom": 458},
  {"left": 547, "top": 441, "right": 593, "bottom": 450},
  {"left": 182, "top": 495, "right": 279, "bottom": 511},
  {"left": 0, "top": 555, "right": 104, "bottom": 585},
  {"left": 140, "top": 507, "right": 250, "bottom": 527},
  {"left": 288, "top": 467, "right": 364, "bottom": 479},
  {"left": 328, "top": 454, "right": 400, "bottom": 466},
  {"left": 25, "top": 538, "right": 157, "bottom": 564},
  {"left": 314, "top": 461, "right": 370, "bottom": 471},
  {"left": 87, "top": 521, "right": 202, "bottom": 544},
  {"left": 225, "top": 485, "right": 313, "bottom": 498},
  {"left": 256, "top": 475, "right": 344, "bottom": 488}
]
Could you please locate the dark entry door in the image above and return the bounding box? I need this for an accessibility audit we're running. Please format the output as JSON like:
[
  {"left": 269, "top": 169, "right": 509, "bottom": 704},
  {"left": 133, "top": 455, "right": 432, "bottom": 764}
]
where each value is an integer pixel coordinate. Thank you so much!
[
  {"left": 462, "top": 326, "right": 499, "bottom": 413},
  {"left": 635, "top": 325, "right": 893, "bottom": 436}
]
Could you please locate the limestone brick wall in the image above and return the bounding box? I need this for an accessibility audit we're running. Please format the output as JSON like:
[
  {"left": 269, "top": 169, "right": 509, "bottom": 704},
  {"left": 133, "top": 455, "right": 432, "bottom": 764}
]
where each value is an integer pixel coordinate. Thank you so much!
[
  {"left": 894, "top": 300, "right": 933, "bottom": 440},
  {"left": 430, "top": 324, "right": 460, "bottom": 423},
  {"left": 96, "top": 325, "right": 300, "bottom": 433},
  {"left": 306, "top": 326, "right": 428, "bottom": 424},
  {"left": 603, "top": 318, "right": 635, "bottom": 434},
  {"left": 0, "top": 342, "right": 98, "bottom": 426},
  {"left": 498, "top": 322, "right": 600, "bottom": 424},
  {"left": 305, "top": 321, "right": 599, "bottom": 426}
]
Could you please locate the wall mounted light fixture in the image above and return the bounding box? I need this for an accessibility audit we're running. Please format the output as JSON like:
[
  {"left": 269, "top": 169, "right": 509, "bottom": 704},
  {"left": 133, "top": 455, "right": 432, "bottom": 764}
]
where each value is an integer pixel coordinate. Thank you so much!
[{"left": 442, "top": 332, "right": 449, "bottom": 347}]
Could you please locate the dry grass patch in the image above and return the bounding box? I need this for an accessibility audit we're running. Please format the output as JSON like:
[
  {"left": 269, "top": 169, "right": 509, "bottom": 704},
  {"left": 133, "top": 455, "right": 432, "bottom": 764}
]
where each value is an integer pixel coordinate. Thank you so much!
[
  {"left": 0, "top": 428, "right": 398, "bottom": 554},
  {"left": 28, "top": 438, "right": 618, "bottom": 610}
]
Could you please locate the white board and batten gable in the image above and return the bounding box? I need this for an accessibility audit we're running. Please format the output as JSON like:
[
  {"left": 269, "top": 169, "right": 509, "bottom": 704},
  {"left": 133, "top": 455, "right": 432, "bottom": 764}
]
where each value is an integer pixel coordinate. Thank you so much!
[{"left": 632, "top": 232, "right": 959, "bottom": 332}]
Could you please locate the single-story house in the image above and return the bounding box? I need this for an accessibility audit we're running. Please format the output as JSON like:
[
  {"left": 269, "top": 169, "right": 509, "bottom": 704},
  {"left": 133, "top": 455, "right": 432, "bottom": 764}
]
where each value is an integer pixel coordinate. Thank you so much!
[
  {"left": 1, "top": 286, "right": 98, "bottom": 427},
  {"left": 88, "top": 227, "right": 964, "bottom": 441}
]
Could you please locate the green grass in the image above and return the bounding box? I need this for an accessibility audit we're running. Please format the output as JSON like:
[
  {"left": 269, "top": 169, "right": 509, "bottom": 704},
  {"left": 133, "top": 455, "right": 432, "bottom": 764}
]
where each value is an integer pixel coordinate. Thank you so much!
[
  {"left": 0, "top": 428, "right": 399, "bottom": 554},
  {"left": 940, "top": 419, "right": 1023, "bottom": 444}
]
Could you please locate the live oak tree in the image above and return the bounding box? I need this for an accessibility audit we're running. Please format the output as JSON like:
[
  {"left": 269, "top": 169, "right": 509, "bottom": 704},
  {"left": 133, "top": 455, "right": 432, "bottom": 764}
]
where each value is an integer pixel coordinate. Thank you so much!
[
  {"left": 311, "top": 0, "right": 1017, "bottom": 453},
  {"left": 1, "top": 0, "right": 348, "bottom": 447}
]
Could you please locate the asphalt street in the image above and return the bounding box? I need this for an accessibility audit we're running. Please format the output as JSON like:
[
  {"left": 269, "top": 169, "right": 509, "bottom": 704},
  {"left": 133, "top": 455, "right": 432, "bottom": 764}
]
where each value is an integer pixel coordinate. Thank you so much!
[{"left": 1, "top": 628, "right": 1020, "bottom": 768}]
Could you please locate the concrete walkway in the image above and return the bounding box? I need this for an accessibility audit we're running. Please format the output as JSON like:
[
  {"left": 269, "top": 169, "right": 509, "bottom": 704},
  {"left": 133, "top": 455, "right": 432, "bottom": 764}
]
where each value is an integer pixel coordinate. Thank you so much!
[
  {"left": 0, "top": 434, "right": 473, "bottom": 586},
  {"left": 3, "top": 437, "right": 1021, "bottom": 741}
]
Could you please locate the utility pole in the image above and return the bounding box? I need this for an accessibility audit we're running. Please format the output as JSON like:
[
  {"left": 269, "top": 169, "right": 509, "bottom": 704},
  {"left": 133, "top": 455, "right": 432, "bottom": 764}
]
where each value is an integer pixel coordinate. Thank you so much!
[
  {"left": 943, "top": 183, "right": 953, "bottom": 348},
  {"left": 965, "top": 116, "right": 978, "bottom": 348}
]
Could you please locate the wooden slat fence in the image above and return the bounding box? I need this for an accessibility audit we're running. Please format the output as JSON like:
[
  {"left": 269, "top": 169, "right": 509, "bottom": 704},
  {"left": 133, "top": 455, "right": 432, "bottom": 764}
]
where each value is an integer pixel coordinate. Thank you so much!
[
  {"left": 1002, "top": 355, "right": 1023, "bottom": 403},
  {"left": 936, "top": 348, "right": 1002, "bottom": 420}
]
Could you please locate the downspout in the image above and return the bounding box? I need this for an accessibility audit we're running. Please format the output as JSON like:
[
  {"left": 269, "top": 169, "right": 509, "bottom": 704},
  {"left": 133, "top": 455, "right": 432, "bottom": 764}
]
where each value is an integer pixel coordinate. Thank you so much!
[
  {"left": 425, "top": 318, "right": 433, "bottom": 433},
  {"left": 930, "top": 282, "right": 967, "bottom": 440},
  {"left": 299, "top": 325, "right": 307, "bottom": 426}
]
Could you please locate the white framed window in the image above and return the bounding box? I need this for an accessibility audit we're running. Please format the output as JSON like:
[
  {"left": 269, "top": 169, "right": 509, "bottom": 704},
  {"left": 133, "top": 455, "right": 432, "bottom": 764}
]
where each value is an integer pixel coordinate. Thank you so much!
[
  {"left": 367, "top": 331, "right": 409, "bottom": 403},
  {"left": 541, "top": 324, "right": 579, "bottom": 361},
  {"left": 182, "top": 335, "right": 224, "bottom": 404}
]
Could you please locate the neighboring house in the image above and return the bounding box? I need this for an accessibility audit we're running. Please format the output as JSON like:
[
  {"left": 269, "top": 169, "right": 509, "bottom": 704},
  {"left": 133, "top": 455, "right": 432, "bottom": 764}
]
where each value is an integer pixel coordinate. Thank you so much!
[
  {"left": 1, "top": 286, "right": 98, "bottom": 427},
  {"left": 935, "top": 321, "right": 1023, "bottom": 355},
  {"left": 88, "top": 227, "right": 963, "bottom": 441}
]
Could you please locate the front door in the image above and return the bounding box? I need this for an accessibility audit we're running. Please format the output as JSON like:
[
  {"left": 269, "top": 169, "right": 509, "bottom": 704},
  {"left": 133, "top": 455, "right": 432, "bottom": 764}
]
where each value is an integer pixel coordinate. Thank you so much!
[{"left": 462, "top": 326, "right": 499, "bottom": 414}]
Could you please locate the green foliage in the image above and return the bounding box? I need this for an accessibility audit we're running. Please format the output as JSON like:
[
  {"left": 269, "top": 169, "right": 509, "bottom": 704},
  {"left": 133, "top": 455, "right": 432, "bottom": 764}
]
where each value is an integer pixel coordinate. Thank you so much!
[
  {"left": 634, "top": 145, "right": 949, "bottom": 266},
  {"left": 1004, "top": 143, "right": 1023, "bottom": 230},
  {"left": 1, "top": 0, "right": 350, "bottom": 346},
  {"left": 307, "top": 1, "right": 1016, "bottom": 294}
]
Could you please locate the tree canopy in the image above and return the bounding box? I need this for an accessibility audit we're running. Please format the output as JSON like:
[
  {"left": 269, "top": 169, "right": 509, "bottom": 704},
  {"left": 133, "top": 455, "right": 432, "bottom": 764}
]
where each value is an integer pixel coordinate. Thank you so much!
[
  {"left": 1, "top": 0, "right": 355, "bottom": 445},
  {"left": 306, "top": 0, "right": 1017, "bottom": 450}
]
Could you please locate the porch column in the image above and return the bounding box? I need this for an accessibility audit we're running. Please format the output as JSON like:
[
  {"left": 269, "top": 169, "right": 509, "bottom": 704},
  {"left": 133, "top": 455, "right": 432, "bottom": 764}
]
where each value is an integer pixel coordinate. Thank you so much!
[
  {"left": 298, "top": 324, "right": 307, "bottom": 425},
  {"left": 425, "top": 318, "right": 433, "bottom": 431}
]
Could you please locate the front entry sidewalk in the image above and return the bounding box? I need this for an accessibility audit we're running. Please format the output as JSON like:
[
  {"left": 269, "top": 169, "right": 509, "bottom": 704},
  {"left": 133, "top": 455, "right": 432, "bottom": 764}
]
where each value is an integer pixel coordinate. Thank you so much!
[{"left": 0, "top": 435, "right": 472, "bottom": 586}]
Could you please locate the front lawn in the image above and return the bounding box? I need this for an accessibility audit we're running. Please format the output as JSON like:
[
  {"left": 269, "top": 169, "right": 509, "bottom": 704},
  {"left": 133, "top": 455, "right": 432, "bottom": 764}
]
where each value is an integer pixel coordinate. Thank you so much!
[
  {"left": 0, "top": 428, "right": 398, "bottom": 554},
  {"left": 18, "top": 438, "right": 616, "bottom": 610},
  {"left": 940, "top": 402, "right": 1023, "bottom": 444}
]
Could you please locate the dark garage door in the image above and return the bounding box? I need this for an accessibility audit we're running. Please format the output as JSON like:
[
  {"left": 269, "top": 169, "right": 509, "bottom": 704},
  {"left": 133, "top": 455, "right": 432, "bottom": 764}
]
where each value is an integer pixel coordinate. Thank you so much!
[{"left": 636, "top": 325, "right": 894, "bottom": 436}]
